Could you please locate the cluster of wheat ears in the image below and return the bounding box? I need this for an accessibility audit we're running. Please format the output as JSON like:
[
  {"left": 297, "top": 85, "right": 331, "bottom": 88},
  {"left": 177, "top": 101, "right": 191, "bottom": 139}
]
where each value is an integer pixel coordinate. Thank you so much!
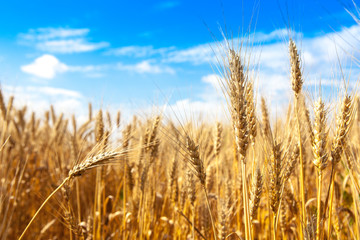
[{"left": 0, "top": 32, "right": 360, "bottom": 240}]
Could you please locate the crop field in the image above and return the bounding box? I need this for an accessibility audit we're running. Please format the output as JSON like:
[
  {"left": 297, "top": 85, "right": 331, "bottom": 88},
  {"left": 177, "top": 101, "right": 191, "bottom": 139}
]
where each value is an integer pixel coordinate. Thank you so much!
[
  {"left": 0, "top": 35, "right": 359, "bottom": 240},
  {"left": 1, "top": 1, "right": 360, "bottom": 240}
]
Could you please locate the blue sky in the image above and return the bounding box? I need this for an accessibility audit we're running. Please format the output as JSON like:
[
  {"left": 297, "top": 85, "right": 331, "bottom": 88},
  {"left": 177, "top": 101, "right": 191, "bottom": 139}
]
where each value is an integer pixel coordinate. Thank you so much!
[{"left": 1, "top": 0, "right": 359, "bottom": 122}]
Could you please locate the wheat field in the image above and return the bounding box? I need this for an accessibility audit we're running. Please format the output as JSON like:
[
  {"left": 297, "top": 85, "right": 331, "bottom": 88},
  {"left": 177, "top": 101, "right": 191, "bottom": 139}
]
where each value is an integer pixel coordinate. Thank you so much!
[{"left": 1, "top": 24, "right": 360, "bottom": 240}]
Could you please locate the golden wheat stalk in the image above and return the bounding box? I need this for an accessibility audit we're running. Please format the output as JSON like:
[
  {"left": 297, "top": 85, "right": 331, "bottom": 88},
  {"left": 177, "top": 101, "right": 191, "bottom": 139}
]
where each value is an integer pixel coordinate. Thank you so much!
[
  {"left": 311, "top": 98, "right": 328, "bottom": 240},
  {"left": 327, "top": 94, "right": 354, "bottom": 237},
  {"left": 289, "top": 39, "right": 306, "bottom": 238},
  {"left": 226, "top": 49, "right": 252, "bottom": 240}
]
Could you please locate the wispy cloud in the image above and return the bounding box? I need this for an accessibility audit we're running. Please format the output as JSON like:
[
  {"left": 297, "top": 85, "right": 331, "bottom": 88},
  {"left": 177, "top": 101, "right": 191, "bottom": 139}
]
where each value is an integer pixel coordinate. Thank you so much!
[
  {"left": 155, "top": 1, "right": 180, "bottom": 10},
  {"left": 165, "top": 44, "right": 215, "bottom": 65},
  {"left": 116, "top": 60, "right": 175, "bottom": 74},
  {"left": 106, "top": 45, "right": 175, "bottom": 58},
  {"left": 201, "top": 74, "right": 221, "bottom": 89},
  {"left": 19, "top": 28, "right": 89, "bottom": 41},
  {"left": 33, "top": 86, "right": 83, "bottom": 98},
  {"left": 19, "top": 27, "right": 109, "bottom": 54},
  {"left": 36, "top": 39, "right": 109, "bottom": 54}
]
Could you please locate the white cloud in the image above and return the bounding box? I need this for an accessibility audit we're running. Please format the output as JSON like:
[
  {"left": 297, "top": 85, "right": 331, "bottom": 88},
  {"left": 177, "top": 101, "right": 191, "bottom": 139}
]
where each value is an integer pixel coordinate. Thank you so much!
[
  {"left": 116, "top": 60, "right": 175, "bottom": 74},
  {"left": 165, "top": 44, "right": 215, "bottom": 65},
  {"left": 154, "top": 74, "right": 228, "bottom": 123},
  {"left": 21, "top": 54, "right": 68, "bottom": 79},
  {"left": 201, "top": 74, "right": 222, "bottom": 90},
  {"left": 252, "top": 29, "right": 303, "bottom": 43},
  {"left": 106, "top": 45, "right": 175, "bottom": 58},
  {"left": 19, "top": 27, "right": 109, "bottom": 54},
  {"left": 20, "top": 55, "right": 107, "bottom": 79},
  {"left": 33, "top": 86, "right": 83, "bottom": 98},
  {"left": 164, "top": 98, "right": 226, "bottom": 123},
  {"left": 67, "top": 64, "right": 109, "bottom": 72},
  {"left": 36, "top": 39, "right": 109, "bottom": 54},
  {"left": 19, "top": 28, "right": 89, "bottom": 41}
]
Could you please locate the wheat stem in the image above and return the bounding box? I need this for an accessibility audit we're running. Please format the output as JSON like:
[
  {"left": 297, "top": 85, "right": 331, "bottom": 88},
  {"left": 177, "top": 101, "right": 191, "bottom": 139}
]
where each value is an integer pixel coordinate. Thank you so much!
[
  {"left": 273, "top": 214, "right": 277, "bottom": 240},
  {"left": 241, "top": 160, "right": 251, "bottom": 240},
  {"left": 192, "top": 205, "right": 195, "bottom": 240},
  {"left": 18, "top": 177, "right": 70, "bottom": 240},
  {"left": 123, "top": 163, "right": 127, "bottom": 236},
  {"left": 327, "top": 173, "right": 335, "bottom": 239},
  {"left": 316, "top": 170, "right": 323, "bottom": 240},
  {"left": 75, "top": 179, "right": 81, "bottom": 222},
  {"left": 295, "top": 98, "right": 306, "bottom": 234},
  {"left": 216, "top": 154, "right": 220, "bottom": 197},
  {"left": 203, "top": 186, "right": 217, "bottom": 240}
]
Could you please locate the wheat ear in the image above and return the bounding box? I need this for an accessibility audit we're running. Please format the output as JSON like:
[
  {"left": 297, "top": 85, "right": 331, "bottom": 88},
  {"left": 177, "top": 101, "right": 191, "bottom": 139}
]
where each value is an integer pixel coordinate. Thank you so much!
[
  {"left": 185, "top": 136, "right": 217, "bottom": 240},
  {"left": 18, "top": 151, "right": 123, "bottom": 239}
]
